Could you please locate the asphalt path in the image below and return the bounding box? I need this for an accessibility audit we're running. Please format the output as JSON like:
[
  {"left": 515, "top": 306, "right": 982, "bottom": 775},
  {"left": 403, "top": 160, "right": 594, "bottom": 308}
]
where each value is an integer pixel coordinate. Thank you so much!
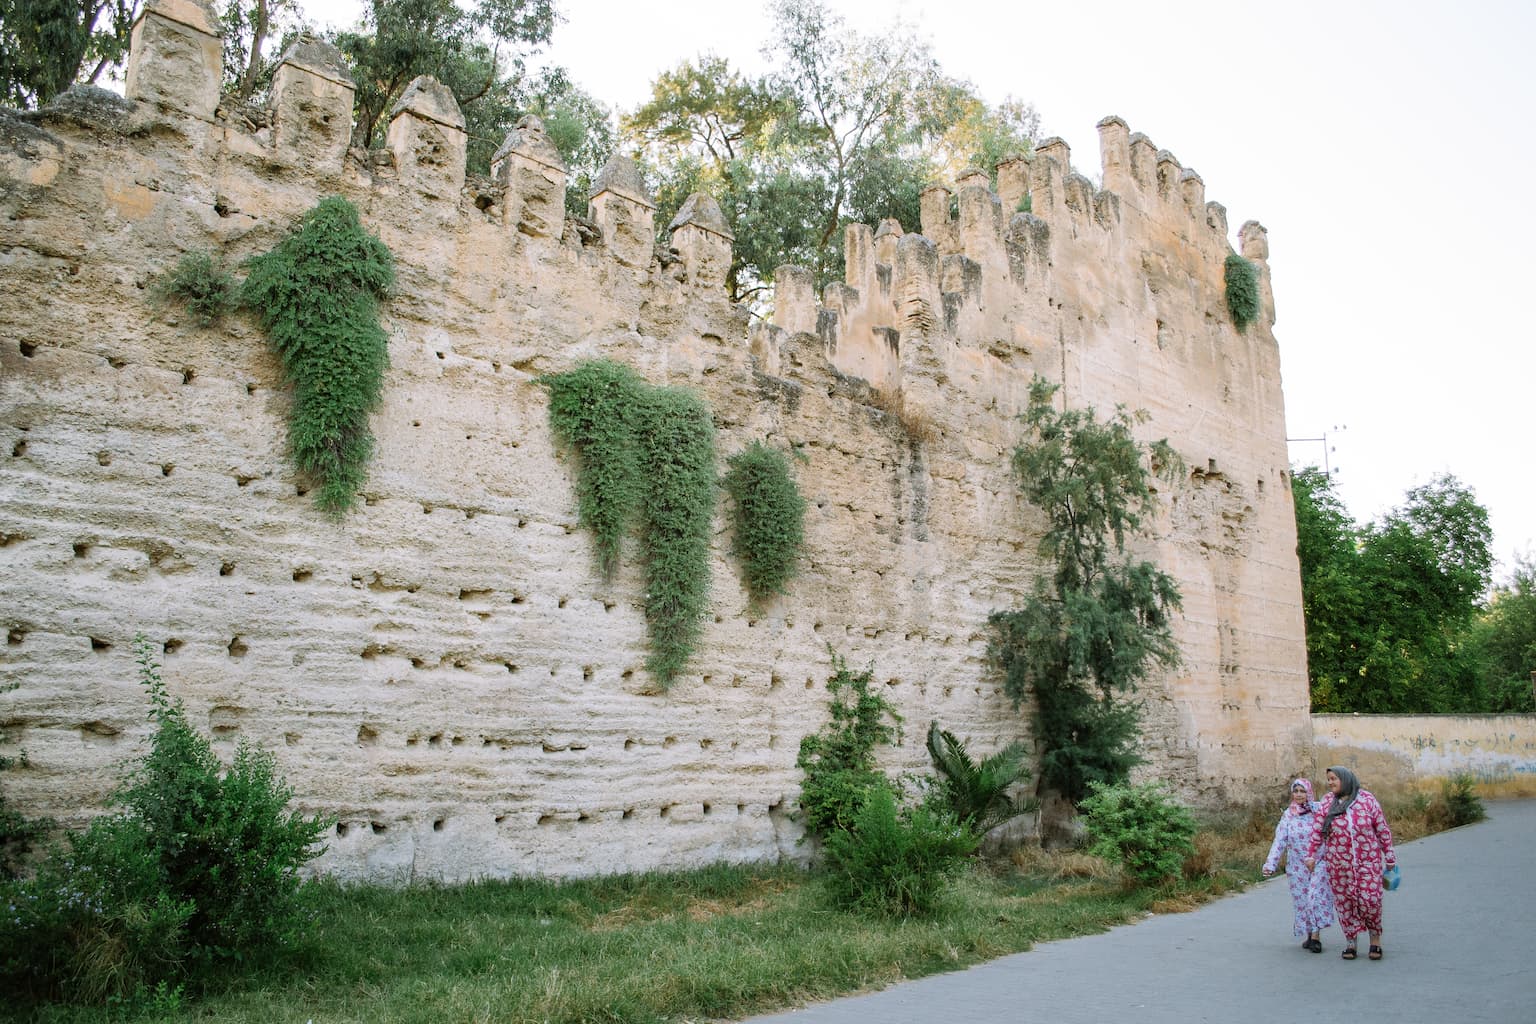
[{"left": 742, "top": 799, "right": 1536, "bottom": 1024}]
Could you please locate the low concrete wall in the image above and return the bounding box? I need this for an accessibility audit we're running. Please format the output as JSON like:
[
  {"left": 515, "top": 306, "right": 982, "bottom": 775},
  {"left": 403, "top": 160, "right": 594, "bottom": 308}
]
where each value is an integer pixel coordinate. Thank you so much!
[{"left": 1311, "top": 715, "right": 1536, "bottom": 797}]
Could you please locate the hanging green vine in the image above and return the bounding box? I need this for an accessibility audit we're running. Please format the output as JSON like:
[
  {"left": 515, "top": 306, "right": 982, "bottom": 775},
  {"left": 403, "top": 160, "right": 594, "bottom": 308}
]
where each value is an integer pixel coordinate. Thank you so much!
[
  {"left": 1223, "top": 252, "right": 1260, "bottom": 333},
  {"left": 543, "top": 360, "right": 716, "bottom": 689},
  {"left": 722, "top": 441, "right": 807, "bottom": 607},
  {"left": 242, "top": 196, "right": 394, "bottom": 515}
]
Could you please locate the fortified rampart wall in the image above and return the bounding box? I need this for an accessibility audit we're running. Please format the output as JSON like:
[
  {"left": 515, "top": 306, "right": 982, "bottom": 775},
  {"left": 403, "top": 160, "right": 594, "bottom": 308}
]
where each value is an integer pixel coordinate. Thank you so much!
[{"left": 0, "top": 0, "right": 1311, "bottom": 879}]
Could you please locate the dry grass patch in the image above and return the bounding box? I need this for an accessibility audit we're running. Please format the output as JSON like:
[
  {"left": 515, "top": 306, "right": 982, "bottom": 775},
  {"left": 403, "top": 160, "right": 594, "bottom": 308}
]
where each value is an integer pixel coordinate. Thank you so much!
[{"left": 1010, "top": 846, "right": 1116, "bottom": 880}]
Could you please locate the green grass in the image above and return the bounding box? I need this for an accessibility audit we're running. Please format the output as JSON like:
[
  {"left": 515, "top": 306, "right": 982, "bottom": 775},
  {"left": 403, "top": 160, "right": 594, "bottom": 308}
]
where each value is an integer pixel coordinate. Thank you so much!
[{"left": 21, "top": 856, "right": 1251, "bottom": 1023}]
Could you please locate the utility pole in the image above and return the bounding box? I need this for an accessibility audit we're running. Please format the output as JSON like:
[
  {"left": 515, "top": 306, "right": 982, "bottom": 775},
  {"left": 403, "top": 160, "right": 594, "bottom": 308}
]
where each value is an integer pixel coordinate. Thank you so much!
[{"left": 1287, "top": 425, "right": 1346, "bottom": 477}]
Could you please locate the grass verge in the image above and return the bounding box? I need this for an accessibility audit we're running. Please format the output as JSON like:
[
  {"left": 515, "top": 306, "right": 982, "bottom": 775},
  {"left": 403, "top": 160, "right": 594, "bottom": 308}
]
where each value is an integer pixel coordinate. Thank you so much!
[{"left": 20, "top": 788, "right": 1467, "bottom": 1023}]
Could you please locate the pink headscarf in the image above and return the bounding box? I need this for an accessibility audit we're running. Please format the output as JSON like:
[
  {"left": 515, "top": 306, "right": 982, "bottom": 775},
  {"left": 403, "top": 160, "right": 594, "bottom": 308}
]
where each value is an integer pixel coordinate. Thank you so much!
[{"left": 1289, "top": 778, "right": 1316, "bottom": 814}]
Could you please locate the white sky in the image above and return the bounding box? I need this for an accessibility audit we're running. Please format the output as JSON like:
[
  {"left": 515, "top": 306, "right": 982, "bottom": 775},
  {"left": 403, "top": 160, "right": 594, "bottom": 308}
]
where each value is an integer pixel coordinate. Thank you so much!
[{"left": 308, "top": 0, "right": 1535, "bottom": 575}]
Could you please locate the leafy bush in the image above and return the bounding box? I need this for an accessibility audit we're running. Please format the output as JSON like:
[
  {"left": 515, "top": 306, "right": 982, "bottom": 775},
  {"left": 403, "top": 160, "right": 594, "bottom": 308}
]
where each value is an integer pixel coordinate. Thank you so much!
[
  {"left": 722, "top": 441, "right": 807, "bottom": 607},
  {"left": 1079, "top": 780, "right": 1197, "bottom": 887},
  {"left": 151, "top": 252, "right": 240, "bottom": 326},
  {"left": 542, "top": 360, "right": 716, "bottom": 688},
  {"left": 1437, "top": 773, "right": 1487, "bottom": 828},
  {"left": 0, "top": 639, "right": 327, "bottom": 1003},
  {"left": 1223, "top": 252, "right": 1260, "bottom": 332},
  {"left": 796, "top": 654, "right": 902, "bottom": 839},
  {"left": 823, "top": 788, "right": 977, "bottom": 916},
  {"left": 243, "top": 195, "right": 395, "bottom": 515},
  {"left": 924, "top": 722, "right": 1030, "bottom": 835}
]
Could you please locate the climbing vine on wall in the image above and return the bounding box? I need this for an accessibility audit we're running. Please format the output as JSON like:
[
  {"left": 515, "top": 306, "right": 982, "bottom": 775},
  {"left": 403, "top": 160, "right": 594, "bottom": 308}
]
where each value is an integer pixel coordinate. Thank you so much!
[
  {"left": 543, "top": 360, "right": 716, "bottom": 689},
  {"left": 1223, "top": 252, "right": 1260, "bottom": 333},
  {"left": 242, "top": 196, "right": 394, "bottom": 515},
  {"left": 722, "top": 441, "right": 807, "bottom": 608}
]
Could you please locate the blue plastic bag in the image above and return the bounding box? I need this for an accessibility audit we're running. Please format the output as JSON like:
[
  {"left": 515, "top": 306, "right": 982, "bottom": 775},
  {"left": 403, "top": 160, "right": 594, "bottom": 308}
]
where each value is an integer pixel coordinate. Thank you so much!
[{"left": 1382, "top": 864, "right": 1401, "bottom": 891}]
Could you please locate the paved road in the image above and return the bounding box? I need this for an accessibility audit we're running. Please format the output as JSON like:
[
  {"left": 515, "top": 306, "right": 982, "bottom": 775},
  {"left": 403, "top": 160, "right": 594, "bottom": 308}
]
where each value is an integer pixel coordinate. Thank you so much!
[{"left": 743, "top": 799, "right": 1536, "bottom": 1024}]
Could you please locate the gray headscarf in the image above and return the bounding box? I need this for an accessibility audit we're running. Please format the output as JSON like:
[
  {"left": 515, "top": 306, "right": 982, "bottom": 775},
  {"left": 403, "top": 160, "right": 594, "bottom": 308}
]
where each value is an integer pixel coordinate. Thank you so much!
[{"left": 1320, "top": 765, "right": 1360, "bottom": 838}]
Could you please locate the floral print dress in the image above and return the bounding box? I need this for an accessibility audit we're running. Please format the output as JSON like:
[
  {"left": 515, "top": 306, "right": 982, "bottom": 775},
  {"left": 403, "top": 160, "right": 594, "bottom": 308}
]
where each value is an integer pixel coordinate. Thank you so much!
[
  {"left": 1264, "top": 799, "right": 1335, "bottom": 936},
  {"left": 1306, "top": 790, "right": 1396, "bottom": 939}
]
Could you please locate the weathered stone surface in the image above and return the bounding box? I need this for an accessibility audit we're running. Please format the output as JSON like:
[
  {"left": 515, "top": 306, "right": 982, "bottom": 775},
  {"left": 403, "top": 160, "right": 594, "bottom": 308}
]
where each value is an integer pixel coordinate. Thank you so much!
[{"left": 0, "top": 16, "right": 1311, "bottom": 886}]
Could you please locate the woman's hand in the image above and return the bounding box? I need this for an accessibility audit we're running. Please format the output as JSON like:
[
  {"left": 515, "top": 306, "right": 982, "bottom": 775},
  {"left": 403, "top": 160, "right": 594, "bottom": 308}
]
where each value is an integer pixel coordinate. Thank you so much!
[{"left": 1262, "top": 865, "right": 1274, "bottom": 876}]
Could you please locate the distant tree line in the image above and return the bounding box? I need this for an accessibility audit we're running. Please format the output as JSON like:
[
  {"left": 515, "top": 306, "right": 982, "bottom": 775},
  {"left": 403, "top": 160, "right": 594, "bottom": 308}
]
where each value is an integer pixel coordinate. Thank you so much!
[{"left": 1292, "top": 467, "right": 1534, "bottom": 714}]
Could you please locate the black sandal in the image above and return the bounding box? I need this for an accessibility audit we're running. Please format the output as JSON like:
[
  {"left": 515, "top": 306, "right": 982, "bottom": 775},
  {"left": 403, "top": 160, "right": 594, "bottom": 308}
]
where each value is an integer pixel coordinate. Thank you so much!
[
  {"left": 1341, "top": 946, "right": 1358, "bottom": 960},
  {"left": 1368, "top": 945, "right": 1383, "bottom": 960}
]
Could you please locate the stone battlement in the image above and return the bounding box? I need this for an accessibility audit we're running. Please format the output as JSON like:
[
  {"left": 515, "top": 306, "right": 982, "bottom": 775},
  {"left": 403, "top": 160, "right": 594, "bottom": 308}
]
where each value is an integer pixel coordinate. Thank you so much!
[{"left": 0, "top": 3, "right": 1309, "bottom": 881}]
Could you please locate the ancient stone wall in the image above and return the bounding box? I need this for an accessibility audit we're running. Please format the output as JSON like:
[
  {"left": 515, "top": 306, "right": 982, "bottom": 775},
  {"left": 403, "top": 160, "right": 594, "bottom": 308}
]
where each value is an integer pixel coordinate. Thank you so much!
[{"left": 0, "top": 0, "right": 1310, "bottom": 880}]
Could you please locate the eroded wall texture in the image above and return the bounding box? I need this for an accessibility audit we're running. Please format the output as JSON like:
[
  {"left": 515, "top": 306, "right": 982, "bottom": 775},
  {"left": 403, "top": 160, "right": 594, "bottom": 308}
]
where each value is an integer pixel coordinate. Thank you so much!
[{"left": 0, "top": 0, "right": 1311, "bottom": 879}]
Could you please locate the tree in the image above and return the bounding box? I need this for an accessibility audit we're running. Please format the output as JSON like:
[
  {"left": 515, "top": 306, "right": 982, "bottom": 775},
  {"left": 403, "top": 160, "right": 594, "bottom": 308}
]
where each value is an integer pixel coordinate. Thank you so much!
[
  {"left": 1292, "top": 469, "right": 1495, "bottom": 713},
  {"left": 987, "top": 377, "right": 1181, "bottom": 807},
  {"left": 220, "top": 0, "right": 309, "bottom": 104},
  {"left": 0, "top": 0, "right": 140, "bottom": 108},
  {"left": 1466, "top": 555, "right": 1536, "bottom": 712},
  {"left": 626, "top": 0, "right": 1037, "bottom": 305},
  {"left": 330, "top": 0, "right": 556, "bottom": 170}
]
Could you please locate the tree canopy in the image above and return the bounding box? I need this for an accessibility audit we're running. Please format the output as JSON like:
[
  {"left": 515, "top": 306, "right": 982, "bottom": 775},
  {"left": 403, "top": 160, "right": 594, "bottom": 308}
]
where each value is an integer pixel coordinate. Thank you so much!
[
  {"left": 1293, "top": 468, "right": 1499, "bottom": 713},
  {"left": 0, "top": 0, "right": 139, "bottom": 107},
  {"left": 627, "top": 0, "right": 1037, "bottom": 305}
]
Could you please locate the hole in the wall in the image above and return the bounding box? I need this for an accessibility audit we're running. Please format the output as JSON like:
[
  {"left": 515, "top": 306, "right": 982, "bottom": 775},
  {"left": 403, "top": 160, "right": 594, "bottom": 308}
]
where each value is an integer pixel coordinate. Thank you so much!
[
  {"left": 536, "top": 814, "right": 554, "bottom": 826},
  {"left": 492, "top": 361, "right": 502, "bottom": 373},
  {"left": 220, "top": 561, "right": 235, "bottom": 576},
  {"left": 699, "top": 738, "right": 713, "bottom": 750},
  {"left": 435, "top": 351, "right": 445, "bottom": 360},
  {"left": 406, "top": 735, "right": 419, "bottom": 746},
  {"left": 19, "top": 340, "right": 37, "bottom": 357},
  {"left": 90, "top": 636, "right": 111, "bottom": 651},
  {"left": 1257, "top": 478, "right": 1265, "bottom": 495},
  {"left": 11, "top": 440, "right": 26, "bottom": 457},
  {"left": 292, "top": 568, "right": 313, "bottom": 582},
  {"left": 451, "top": 736, "right": 463, "bottom": 747},
  {"left": 732, "top": 675, "right": 745, "bottom": 687},
  {"left": 558, "top": 596, "right": 567, "bottom": 608},
  {"left": 769, "top": 674, "right": 782, "bottom": 689},
  {"left": 713, "top": 614, "right": 723, "bottom": 624},
  {"left": 804, "top": 677, "right": 814, "bottom": 689},
  {"left": 621, "top": 668, "right": 634, "bottom": 681},
  {"left": 336, "top": 822, "right": 350, "bottom": 837},
  {"left": 95, "top": 451, "right": 111, "bottom": 466},
  {"left": 702, "top": 674, "right": 713, "bottom": 685},
  {"left": 504, "top": 662, "right": 519, "bottom": 673},
  {"left": 162, "top": 638, "right": 182, "bottom": 655},
  {"left": 160, "top": 463, "right": 173, "bottom": 477},
  {"left": 412, "top": 420, "right": 421, "bottom": 427},
  {"left": 72, "top": 540, "right": 91, "bottom": 558},
  {"left": 296, "top": 484, "right": 310, "bottom": 497},
  {"left": 410, "top": 657, "right": 426, "bottom": 669},
  {"left": 428, "top": 733, "right": 444, "bottom": 747},
  {"left": 603, "top": 600, "right": 615, "bottom": 612},
  {"left": 227, "top": 636, "right": 248, "bottom": 658},
  {"left": 494, "top": 814, "right": 506, "bottom": 824},
  {"left": 357, "top": 725, "right": 378, "bottom": 745},
  {"left": 109, "top": 356, "right": 127, "bottom": 369},
  {"left": 624, "top": 738, "right": 635, "bottom": 751},
  {"left": 284, "top": 732, "right": 299, "bottom": 746},
  {"left": 181, "top": 368, "right": 195, "bottom": 385},
  {"left": 371, "top": 821, "right": 386, "bottom": 834},
  {"left": 235, "top": 474, "right": 256, "bottom": 487},
  {"left": 518, "top": 518, "right": 528, "bottom": 528},
  {"left": 433, "top": 819, "right": 445, "bottom": 832},
  {"left": 702, "top": 802, "right": 714, "bottom": 816},
  {"left": 245, "top": 381, "right": 257, "bottom": 395},
  {"left": 663, "top": 736, "right": 677, "bottom": 748},
  {"left": 736, "top": 804, "right": 746, "bottom": 815},
  {"left": 885, "top": 678, "right": 899, "bottom": 688},
  {"left": 768, "top": 734, "right": 780, "bottom": 749},
  {"left": 214, "top": 198, "right": 230, "bottom": 217},
  {"left": 7, "top": 628, "right": 25, "bottom": 645},
  {"left": 622, "top": 808, "right": 634, "bottom": 820},
  {"left": 582, "top": 665, "right": 593, "bottom": 681}
]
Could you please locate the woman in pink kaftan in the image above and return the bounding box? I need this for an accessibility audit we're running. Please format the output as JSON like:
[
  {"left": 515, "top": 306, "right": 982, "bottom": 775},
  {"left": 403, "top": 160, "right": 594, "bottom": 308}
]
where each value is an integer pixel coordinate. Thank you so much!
[
  {"left": 1305, "top": 765, "right": 1396, "bottom": 961},
  {"left": 1262, "top": 778, "right": 1334, "bottom": 951}
]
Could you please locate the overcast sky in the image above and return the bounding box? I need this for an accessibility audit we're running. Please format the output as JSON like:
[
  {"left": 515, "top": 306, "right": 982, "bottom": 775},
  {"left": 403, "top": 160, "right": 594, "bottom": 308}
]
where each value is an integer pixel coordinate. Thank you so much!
[{"left": 309, "top": 0, "right": 1534, "bottom": 576}]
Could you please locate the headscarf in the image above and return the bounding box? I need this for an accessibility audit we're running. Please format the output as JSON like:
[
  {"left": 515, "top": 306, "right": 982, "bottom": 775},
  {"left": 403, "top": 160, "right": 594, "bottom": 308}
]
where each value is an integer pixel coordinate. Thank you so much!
[
  {"left": 1320, "top": 765, "right": 1360, "bottom": 837},
  {"left": 1288, "top": 778, "right": 1316, "bottom": 815}
]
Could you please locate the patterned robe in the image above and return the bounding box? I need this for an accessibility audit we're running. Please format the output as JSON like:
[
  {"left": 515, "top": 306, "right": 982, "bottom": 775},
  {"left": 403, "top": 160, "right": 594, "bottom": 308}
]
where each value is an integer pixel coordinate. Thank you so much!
[
  {"left": 1264, "top": 800, "right": 1335, "bottom": 936},
  {"left": 1307, "top": 790, "right": 1396, "bottom": 939}
]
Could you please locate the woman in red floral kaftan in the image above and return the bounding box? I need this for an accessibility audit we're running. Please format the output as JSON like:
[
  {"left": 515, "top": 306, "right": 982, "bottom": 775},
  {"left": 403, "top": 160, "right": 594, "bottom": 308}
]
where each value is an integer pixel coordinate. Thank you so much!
[{"left": 1305, "top": 765, "right": 1396, "bottom": 961}]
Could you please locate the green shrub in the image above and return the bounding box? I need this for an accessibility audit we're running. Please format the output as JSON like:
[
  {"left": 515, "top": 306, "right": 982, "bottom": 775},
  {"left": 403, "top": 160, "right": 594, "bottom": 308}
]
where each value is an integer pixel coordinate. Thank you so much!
[
  {"left": 823, "top": 788, "right": 977, "bottom": 916},
  {"left": 722, "top": 441, "right": 807, "bottom": 607},
  {"left": 242, "top": 195, "right": 395, "bottom": 515},
  {"left": 0, "top": 639, "right": 327, "bottom": 1003},
  {"left": 151, "top": 251, "right": 240, "bottom": 326},
  {"left": 542, "top": 360, "right": 716, "bottom": 688},
  {"left": 796, "top": 654, "right": 902, "bottom": 839},
  {"left": 1224, "top": 252, "right": 1260, "bottom": 332},
  {"left": 924, "top": 722, "right": 1031, "bottom": 835},
  {"left": 1079, "top": 780, "right": 1197, "bottom": 887},
  {"left": 1439, "top": 772, "right": 1487, "bottom": 828}
]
